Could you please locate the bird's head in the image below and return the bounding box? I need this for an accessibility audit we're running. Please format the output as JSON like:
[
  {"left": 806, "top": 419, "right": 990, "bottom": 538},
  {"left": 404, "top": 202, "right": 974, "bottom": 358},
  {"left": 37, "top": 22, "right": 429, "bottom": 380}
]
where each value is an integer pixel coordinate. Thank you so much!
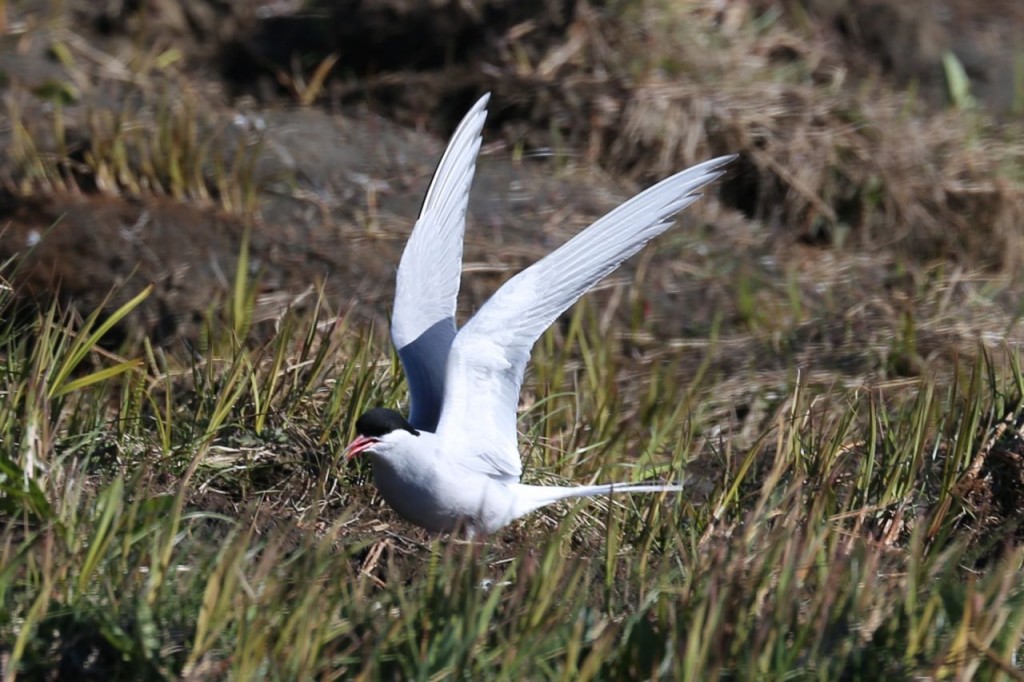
[{"left": 344, "top": 407, "right": 421, "bottom": 462}]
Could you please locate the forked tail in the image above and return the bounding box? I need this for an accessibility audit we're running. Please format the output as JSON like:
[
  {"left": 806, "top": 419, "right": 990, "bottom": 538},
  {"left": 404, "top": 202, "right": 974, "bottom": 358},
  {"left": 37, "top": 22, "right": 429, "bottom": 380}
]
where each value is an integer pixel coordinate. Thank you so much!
[{"left": 509, "top": 481, "right": 683, "bottom": 520}]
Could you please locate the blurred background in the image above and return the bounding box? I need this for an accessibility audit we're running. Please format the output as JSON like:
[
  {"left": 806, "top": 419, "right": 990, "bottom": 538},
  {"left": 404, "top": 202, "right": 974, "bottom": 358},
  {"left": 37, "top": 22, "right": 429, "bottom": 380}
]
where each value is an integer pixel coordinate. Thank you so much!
[{"left": 0, "top": 0, "right": 1022, "bottom": 425}]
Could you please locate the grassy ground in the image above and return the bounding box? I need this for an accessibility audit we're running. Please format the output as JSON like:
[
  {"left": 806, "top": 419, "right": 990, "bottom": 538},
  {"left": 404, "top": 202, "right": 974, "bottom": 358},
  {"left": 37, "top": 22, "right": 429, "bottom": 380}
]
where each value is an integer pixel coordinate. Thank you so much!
[
  {"left": 3, "top": 267, "right": 1024, "bottom": 680},
  {"left": 2, "top": 1, "right": 1024, "bottom": 680}
]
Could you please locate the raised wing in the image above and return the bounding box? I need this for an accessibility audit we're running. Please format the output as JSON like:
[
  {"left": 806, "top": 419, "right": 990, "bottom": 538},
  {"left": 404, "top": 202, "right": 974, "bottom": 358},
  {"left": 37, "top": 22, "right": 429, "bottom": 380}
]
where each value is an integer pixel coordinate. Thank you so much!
[
  {"left": 391, "top": 94, "right": 490, "bottom": 431},
  {"left": 434, "top": 155, "right": 736, "bottom": 481}
]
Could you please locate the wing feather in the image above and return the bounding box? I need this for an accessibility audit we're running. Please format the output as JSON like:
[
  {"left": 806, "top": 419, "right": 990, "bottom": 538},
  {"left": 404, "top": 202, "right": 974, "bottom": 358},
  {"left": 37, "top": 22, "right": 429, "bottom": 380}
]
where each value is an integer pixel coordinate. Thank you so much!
[
  {"left": 391, "top": 94, "right": 490, "bottom": 430},
  {"left": 435, "top": 155, "right": 737, "bottom": 479}
]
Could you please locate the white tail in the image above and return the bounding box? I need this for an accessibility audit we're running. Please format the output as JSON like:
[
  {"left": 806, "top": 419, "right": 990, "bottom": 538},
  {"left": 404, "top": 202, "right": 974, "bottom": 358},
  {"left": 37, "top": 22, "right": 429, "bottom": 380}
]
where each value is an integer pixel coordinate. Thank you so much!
[{"left": 509, "top": 481, "right": 683, "bottom": 520}]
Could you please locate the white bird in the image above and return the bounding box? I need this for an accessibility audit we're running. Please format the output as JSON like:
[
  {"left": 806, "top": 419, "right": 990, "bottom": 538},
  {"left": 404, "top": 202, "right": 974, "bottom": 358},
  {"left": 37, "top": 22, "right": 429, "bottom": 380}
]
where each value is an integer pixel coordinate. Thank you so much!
[{"left": 345, "top": 93, "right": 735, "bottom": 536}]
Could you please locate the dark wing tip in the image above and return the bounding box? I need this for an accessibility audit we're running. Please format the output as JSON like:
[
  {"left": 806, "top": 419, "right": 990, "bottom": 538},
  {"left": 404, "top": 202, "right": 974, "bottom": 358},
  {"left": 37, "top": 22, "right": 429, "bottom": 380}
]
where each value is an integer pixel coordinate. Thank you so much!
[{"left": 355, "top": 407, "right": 420, "bottom": 437}]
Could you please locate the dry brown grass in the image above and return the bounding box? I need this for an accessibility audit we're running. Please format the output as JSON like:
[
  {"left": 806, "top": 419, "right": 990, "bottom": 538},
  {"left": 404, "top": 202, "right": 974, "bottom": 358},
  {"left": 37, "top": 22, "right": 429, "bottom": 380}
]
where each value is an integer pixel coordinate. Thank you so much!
[{"left": 473, "top": 1, "right": 1024, "bottom": 269}]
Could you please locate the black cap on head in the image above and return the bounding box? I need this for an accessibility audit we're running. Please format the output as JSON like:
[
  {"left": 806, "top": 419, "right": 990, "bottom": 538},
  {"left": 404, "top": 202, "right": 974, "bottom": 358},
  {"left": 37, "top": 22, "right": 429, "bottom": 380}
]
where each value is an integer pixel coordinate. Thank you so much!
[{"left": 355, "top": 407, "right": 420, "bottom": 438}]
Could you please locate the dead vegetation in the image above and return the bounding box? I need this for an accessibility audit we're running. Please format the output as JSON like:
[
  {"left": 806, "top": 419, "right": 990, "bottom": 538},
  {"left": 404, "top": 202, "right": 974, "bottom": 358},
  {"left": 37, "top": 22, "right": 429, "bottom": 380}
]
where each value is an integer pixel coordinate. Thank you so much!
[{"left": 1, "top": 1, "right": 1024, "bottom": 676}]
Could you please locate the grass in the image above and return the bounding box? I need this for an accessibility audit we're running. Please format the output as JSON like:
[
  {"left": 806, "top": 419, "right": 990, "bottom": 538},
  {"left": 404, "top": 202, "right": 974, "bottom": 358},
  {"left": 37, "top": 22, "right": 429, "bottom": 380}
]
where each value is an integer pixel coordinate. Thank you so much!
[
  {"left": 1, "top": 270, "right": 1024, "bottom": 679},
  {"left": 1, "top": 1, "right": 1024, "bottom": 679},
  {"left": 4, "top": 26, "right": 264, "bottom": 216},
  {"left": 433, "top": 0, "right": 1024, "bottom": 270}
]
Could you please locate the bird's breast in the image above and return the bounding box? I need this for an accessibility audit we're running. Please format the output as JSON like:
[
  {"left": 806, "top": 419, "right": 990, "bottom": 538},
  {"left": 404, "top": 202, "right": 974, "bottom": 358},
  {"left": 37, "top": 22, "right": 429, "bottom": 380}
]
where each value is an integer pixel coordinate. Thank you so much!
[{"left": 369, "top": 455, "right": 514, "bottom": 535}]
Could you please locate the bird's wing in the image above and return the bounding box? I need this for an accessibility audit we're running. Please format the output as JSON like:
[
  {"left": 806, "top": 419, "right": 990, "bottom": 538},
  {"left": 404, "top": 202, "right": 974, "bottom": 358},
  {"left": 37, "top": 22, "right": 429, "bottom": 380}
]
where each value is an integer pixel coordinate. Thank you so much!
[
  {"left": 391, "top": 94, "right": 490, "bottom": 431},
  {"left": 435, "top": 155, "right": 737, "bottom": 481}
]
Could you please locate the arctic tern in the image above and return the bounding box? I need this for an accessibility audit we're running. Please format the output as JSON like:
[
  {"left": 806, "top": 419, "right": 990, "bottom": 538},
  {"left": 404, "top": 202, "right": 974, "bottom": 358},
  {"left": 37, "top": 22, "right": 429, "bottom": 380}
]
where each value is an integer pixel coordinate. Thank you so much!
[{"left": 345, "top": 93, "right": 735, "bottom": 536}]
